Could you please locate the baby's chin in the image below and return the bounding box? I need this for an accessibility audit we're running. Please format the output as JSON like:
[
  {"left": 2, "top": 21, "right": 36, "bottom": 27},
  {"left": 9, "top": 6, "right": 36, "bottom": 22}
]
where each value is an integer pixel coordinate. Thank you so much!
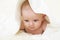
[{"left": 27, "top": 28, "right": 38, "bottom": 31}]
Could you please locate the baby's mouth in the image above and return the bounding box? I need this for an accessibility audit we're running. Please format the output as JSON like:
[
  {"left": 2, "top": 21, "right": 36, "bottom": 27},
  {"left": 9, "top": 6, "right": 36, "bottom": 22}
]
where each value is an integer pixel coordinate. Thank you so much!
[{"left": 28, "top": 27, "right": 35, "bottom": 30}]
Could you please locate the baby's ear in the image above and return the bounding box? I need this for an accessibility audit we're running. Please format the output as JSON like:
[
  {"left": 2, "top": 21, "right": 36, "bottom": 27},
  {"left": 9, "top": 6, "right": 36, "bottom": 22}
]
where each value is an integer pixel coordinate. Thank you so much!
[
  {"left": 41, "top": 20, "right": 47, "bottom": 32},
  {"left": 44, "top": 16, "right": 50, "bottom": 24}
]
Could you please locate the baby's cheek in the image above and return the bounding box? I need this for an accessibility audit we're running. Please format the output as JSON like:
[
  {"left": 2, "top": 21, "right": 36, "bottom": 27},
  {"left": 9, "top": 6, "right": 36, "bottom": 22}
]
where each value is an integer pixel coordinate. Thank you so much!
[
  {"left": 24, "top": 22, "right": 29, "bottom": 27},
  {"left": 35, "top": 21, "right": 41, "bottom": 26}
]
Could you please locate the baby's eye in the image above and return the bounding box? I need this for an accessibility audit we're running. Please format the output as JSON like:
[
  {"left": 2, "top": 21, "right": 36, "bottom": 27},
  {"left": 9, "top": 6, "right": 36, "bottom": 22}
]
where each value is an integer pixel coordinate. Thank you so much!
[
  {"left": 24, "top": 20, "right": 29, "bottom": 22},
  {"left": 34, "top": 20, "right": 38, "bottom": 22}
]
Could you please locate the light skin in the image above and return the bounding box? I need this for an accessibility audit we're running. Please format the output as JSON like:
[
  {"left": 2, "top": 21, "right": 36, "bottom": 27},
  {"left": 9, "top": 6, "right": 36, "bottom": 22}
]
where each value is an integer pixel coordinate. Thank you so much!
[{"left": 20, "top": 1, "right": 49, "bottom": 34}]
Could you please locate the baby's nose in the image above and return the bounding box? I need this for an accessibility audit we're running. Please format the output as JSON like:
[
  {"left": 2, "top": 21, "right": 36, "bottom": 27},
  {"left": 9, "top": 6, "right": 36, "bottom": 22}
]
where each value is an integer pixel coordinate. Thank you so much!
[{"left": 29, "top": 22, "right": 34, "bottom": 26}]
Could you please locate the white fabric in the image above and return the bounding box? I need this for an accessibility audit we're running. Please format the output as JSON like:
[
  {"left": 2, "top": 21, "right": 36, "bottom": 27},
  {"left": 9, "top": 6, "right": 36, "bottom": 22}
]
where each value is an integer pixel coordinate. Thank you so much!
[
  {"left": 0, "top": 25, "right": 60, "bottom": 40},
  {"left": 0, "top": 0, "right": 19, "bottom": 36},
  {"left": 28, "top": 0, "right": 50, "bottom": 20},
  {"left": 28, "top": 0, "right": 60, "bottom": 25},
  {"left": 28, "top": 0, "right": 49, "bottom": 14}
]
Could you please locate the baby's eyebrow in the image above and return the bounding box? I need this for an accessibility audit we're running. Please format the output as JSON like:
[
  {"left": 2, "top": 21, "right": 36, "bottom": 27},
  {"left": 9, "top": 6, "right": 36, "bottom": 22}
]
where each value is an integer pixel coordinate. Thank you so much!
[
  {"left": 23, "top": 18, "right": 29, "bottom": 20},
  {"left": 34, "top": 19, "right": 39, "bottom": 20},
  {"left": 33, "top": 19, "right": 40, "bottom": 20},
  {"left": 24, "top": 19, "right": 29, "bottom": 20}
]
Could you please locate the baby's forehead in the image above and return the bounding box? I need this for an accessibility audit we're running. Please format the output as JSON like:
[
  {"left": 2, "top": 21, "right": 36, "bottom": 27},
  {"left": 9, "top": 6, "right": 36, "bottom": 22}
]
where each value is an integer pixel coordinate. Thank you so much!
[
  {"left": 22, "top": 14, "right": 44, "bottom": 20},
  {"left": 22, "top": 6, "right": 44, "bottom": 19}
]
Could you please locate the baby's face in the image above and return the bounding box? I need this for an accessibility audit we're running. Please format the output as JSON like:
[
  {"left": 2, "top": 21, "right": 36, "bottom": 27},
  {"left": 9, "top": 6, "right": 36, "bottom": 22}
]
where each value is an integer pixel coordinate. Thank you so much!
[{"left": 21, "top": 4, "right": 44, "bottom": 31}]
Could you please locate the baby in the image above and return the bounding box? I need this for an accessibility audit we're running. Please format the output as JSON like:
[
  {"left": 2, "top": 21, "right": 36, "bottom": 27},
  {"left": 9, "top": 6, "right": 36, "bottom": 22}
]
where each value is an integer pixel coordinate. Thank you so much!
[{"left": 19, "top": 0, "right": 49, "bottom": 35}]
